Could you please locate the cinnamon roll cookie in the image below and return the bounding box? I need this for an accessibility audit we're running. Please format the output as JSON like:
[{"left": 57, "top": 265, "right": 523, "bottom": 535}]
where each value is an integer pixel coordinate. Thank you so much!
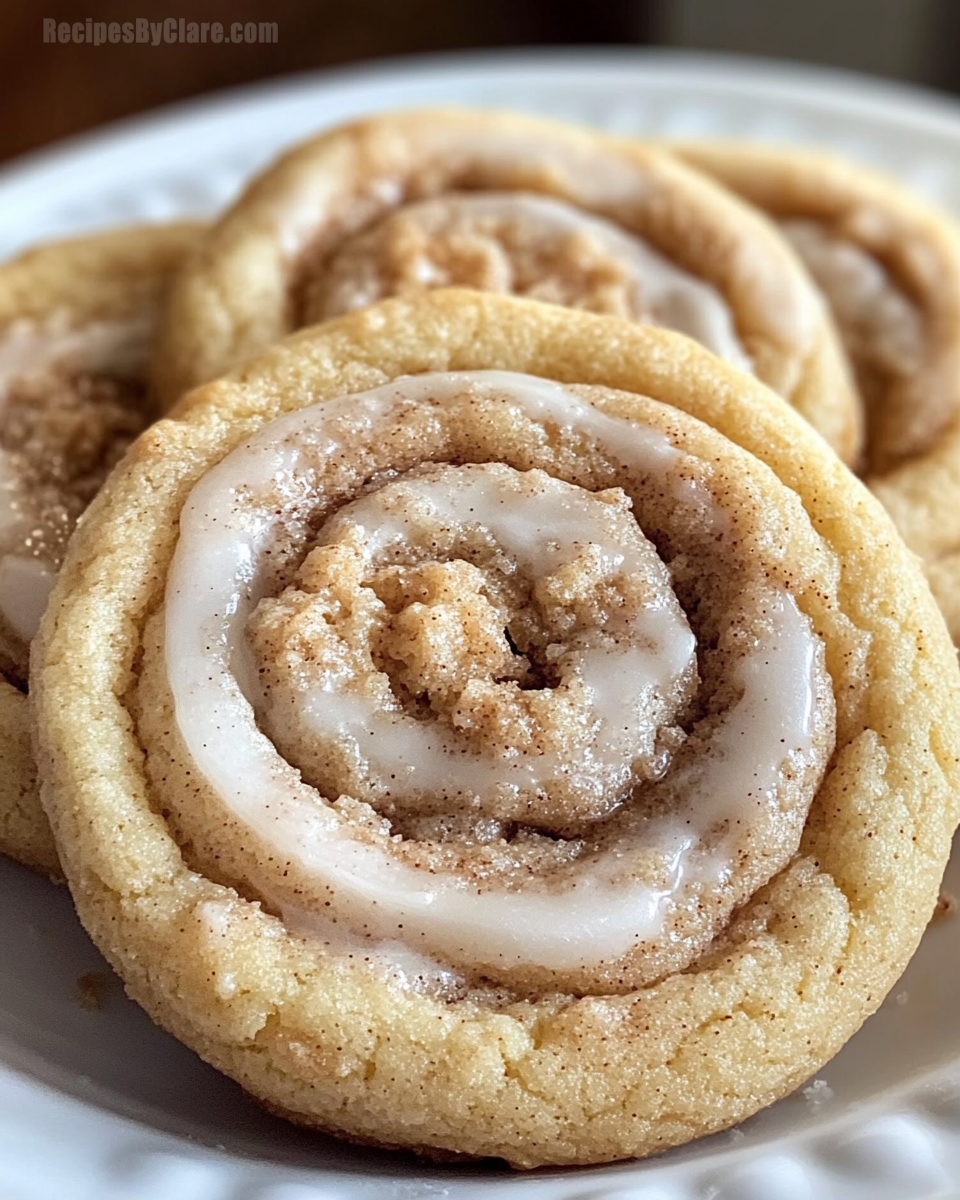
[
  {"left": 33, "top": 290, "right": 960, "bottom": 1166},
  {"left": 154, "top": 108, "right": 860, "bottom": 462},
  {"left": 675, "top": 142, "right": 960, "bottom": 638},
  {"left": 0, "top": 222, "right": 201, "bottom": 877}
]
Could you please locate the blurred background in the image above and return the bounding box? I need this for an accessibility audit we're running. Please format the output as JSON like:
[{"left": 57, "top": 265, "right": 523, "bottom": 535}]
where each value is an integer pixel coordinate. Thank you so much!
[{"left": 4, "top": 0, "right": 960, "bottom": 164}]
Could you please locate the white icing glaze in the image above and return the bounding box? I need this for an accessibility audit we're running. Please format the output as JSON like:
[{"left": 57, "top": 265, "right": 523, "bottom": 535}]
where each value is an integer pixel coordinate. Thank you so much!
[
  {"left": 165, "top": 370, "right": 822, "bottom": 973},
  {"left": 782, "top": 218, "right": 925, "bottom": 376},
  {"left": 0, "top": 316, "right": 151, "bottom": 644},
  {"left": 323, "top": 192, "right": 752, "bottom": 371},
  {"left": 0, "top": 316, "right": 152, "bottom": 387},
  {"left": 284, "top": 463, "right": 695, "bottom": 812},
  {"left": 275, "top": 124, "right": 663, "bottom": 267}
]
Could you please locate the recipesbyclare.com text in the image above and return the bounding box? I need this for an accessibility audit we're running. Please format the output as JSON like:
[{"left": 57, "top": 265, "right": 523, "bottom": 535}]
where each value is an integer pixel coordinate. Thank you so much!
[{"left": 43, "top": 18, "right": 278, "bottom": 45}]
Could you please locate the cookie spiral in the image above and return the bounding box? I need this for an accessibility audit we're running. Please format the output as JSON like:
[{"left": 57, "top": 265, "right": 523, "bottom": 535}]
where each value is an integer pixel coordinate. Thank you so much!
[
  {"left": 0, "top": 223, "right": 202, "bottom": 877},
  {"left": 34, "top": 292, "right": 960, "bottom": 1167},
  {"left": 153, "top": 369, "right": 833, "bottom": 997},
  {"left": 154, "top": 109, "right": 859, "bottom": 461},
  {"left": 674, "top": 142, "right": 960, "bottom": 640}
]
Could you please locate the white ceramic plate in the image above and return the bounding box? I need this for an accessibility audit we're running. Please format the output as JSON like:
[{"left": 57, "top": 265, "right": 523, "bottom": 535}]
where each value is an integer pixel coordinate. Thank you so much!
[{"left": 4, "top": 48, "right": 960, "bottom": 1200}]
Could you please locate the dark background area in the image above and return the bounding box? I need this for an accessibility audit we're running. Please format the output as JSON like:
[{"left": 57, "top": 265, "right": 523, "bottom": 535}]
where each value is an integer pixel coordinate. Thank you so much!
[{"left": 3, "top": 0, "right": 959, "bottom": 165}]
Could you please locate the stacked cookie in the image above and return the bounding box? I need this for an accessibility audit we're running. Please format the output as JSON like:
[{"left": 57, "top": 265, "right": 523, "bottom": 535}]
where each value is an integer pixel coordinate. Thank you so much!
[{"left": 5, "top": 111, "right": 960, "bottom": 1168}]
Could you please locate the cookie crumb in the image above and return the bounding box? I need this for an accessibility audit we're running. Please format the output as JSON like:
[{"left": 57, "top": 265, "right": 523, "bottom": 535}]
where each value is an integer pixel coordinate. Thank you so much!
[
  {"left": 76, "top": 970, "right": 111, "bottom": 1011},
  {"left": 933, "top": 890, "right": 957, "bottom": 921}
]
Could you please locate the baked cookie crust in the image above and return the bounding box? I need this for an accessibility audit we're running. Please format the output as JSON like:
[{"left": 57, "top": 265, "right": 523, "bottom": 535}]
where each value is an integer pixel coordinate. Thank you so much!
[
  {"left": 153, "top": 109, "right": 859, "bottom": 462},
  {"left": 33, "top": 290, "right": 960, "bottom": 1167},
  {"left": 675, "top": 141, "right": 960, "bottom": 639},
  {"left": 0, "top": 222, "right": 202, "bottom": 878}
]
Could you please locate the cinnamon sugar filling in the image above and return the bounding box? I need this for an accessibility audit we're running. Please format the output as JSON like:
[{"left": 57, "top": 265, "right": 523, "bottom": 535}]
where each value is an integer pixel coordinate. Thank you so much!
[
  {"left": 138, "top": 370, "right": 836, "bottom": 1000},
  {"left": 0, "top": 321, "right": 151, "bottom": 686},
  {"left": 303, "top": 192, "right": 749, "bottom": 372},
  {"left": 781, "top": 218, "right": 935, "bottom": 472}
]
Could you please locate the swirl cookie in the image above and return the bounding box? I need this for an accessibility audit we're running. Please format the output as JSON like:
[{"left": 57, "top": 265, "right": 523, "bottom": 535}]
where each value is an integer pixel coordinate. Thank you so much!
[
  {"left": 34, "top": 291, "right": 960, "bottom": 1167},
  {"left": 0, "top": 222, "right": 202, "bottom": 878},
  {"left": 674, "top": 142, "right": 960, "bottom": 639},
  {"left": 154, "top": 108, "right": 860, "bottom": 462}
]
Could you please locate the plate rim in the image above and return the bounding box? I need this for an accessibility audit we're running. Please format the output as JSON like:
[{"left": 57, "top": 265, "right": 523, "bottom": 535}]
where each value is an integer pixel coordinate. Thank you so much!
[{"left": 4, "top": 45, "right": 960, "bottom": 1200}]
